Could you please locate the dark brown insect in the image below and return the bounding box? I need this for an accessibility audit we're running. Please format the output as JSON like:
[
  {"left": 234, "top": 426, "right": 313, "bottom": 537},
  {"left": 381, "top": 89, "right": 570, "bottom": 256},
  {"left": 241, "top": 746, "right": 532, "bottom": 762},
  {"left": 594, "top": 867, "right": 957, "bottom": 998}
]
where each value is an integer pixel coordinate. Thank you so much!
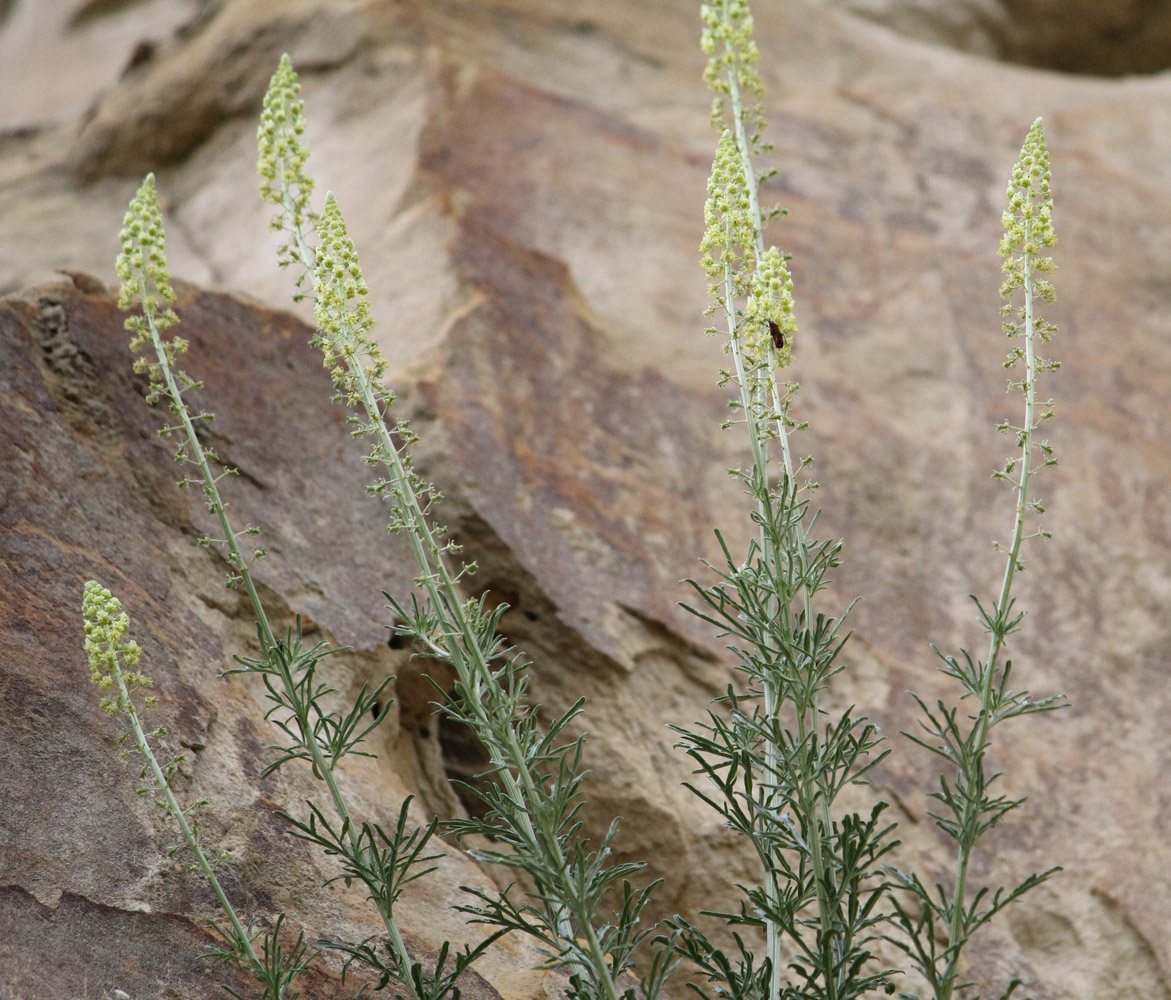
[{"left": 768, "top": 319, "right": 785, "bottom": 350}]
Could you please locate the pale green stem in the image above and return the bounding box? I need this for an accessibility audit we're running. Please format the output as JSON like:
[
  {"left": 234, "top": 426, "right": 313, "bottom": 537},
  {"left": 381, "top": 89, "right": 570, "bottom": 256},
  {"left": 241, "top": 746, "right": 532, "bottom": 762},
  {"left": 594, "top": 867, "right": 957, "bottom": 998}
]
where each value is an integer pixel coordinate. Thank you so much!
[
  {"left": 138, "top": 295, "right": 422, "bottom": 1000},
  {"left": 724, "top": 62, "right": 765, "bottom": 265},
  {"left": 281, "top": 187, "right": 317, "bottom": 275},
  {"left": 332, "top": 326, "right": 613, "bottom": 998},
  {"left": 296, "top": 153, "right": 608, "bottom": 979},
  {"left": 107, "top": 656, "right": 261, "bottom": 976},
  {"left": 721, "top": 35, "right": 819, "bottom": 713},
  {"left": 721, "top": 28, "right": 796, "bottom": 488},
  {"left": 940, "top": 220, "right": 1039, "bottom": 1000},
  {"left": 721, "top": 33, "right": 837, "bottom": 997},
  {"left": 719, "top": 241, "right": 785, "bottom": 993}
]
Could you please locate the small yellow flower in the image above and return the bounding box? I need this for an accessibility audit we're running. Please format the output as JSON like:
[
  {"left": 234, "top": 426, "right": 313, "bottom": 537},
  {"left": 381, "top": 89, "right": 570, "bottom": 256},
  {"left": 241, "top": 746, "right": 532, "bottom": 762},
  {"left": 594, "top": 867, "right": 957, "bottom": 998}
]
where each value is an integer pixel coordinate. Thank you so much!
[
  {"left": 82, "top": 581, "right": 152, "bottom": 715},
  {"left": 257, "top": 53, "right": 314, "bottom": 230},
  {"left": 999, "top": 117, "right": 1057, "bottom": 314}
]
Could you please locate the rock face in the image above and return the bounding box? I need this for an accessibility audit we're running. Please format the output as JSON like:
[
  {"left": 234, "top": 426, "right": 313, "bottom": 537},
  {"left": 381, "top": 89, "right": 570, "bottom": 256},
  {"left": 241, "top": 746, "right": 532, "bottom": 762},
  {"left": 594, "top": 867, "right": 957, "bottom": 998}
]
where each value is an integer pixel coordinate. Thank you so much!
[
  {"left": 3, "top": 2, "right": 1171, "bottom": 999},
  {"left": 819, "top": 0, "right": 1171, "bottom": 75}
]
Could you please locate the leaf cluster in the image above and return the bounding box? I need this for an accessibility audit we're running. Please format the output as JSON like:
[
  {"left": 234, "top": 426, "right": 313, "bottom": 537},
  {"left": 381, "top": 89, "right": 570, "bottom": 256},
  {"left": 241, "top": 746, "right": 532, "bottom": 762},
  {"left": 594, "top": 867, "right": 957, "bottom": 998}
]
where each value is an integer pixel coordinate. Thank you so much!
[
  {"left": 228, "top": 620, "right": 386, "bottom": 778},
  {"left": 671, "top": 480, "right": 896, "bottom": 1000},
  {"left": 385, "top": 586, "right": 671, "bottom": 1000},
  {"left": 84, "top": 15, "right": 1068, "bottom": 1000}
]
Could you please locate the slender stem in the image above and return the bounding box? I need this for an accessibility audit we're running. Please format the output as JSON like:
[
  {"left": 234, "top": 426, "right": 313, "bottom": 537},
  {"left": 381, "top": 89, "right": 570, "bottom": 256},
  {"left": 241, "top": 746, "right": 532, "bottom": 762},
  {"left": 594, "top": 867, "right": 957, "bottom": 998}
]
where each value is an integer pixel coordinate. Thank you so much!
[
  {"left": 106, "top": 651, "right": 260, "bottom": 973},
  {"left": 139, "top": 298, "right": 423, "bottom": 1000},
  {"left": 725, "top": 62, "right": 765, "bottom": 264},
  {"left": 718, "top": 238, "right": 785, "bottom": 992},
  {"left": 720, "top": 30, "right": 838, "bottom": 995},
  {"left": 300, "top": 185, "right": 616, "bottom": 991},
  {"left": 940, "top": 215, "right": 1039, "bottom": 1000},
  {"left": 282, "top": 189, "right": 316, "bottom": 275},
  {"left": 338, "top": 323, "right": 615, "bottom": 999}
]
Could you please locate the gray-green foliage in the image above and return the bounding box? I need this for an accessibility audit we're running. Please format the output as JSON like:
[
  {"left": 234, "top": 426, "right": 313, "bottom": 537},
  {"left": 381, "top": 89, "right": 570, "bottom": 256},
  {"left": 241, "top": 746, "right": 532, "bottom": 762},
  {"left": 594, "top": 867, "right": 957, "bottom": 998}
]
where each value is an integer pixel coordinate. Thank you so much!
[
  {"left": 885, "top": 118, "right": 1065, "bottom": 1000},
  {"left": 82, "top": 6, "right": 1062, "bottom": 1000},
  {"left": 670, "top": 4, "right": 896, "bottom": 999},
  {"left": 108, "top": 165, "right": 471, "bottom": 1000},
  {"left": 671, "top": 7, "right": 1063, "bottom": 1000}
]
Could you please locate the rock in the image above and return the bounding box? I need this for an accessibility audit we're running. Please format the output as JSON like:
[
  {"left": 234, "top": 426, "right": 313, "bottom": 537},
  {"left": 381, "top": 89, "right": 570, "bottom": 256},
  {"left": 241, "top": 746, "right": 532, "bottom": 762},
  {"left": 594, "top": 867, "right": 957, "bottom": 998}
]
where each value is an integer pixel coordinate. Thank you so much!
[
  {"left": 2, "top": 1, "right": 1171, "bottom": 998},
  {"left": 0, "top": 0, "right": 206, "bottom": 132},
  {"left": 0, "top": 278, "right": 530, "bottom": 998},
  {"left": 818, "top": 0, "right": 1171, "bottom": 75}
]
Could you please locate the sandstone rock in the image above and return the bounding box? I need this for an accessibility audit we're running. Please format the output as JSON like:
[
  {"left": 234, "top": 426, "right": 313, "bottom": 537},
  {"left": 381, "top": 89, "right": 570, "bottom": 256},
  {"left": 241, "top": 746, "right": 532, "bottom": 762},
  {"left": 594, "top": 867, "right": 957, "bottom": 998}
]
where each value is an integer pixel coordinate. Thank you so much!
[
  {"left": 818, "top": 0, "right": 1171, "bottom": 75},
  {"left": 2, "top": 1, "right": 1171, "bottom": 998},
  {"left": 0, "top": 0, "right": 205, "bottom": 132}
]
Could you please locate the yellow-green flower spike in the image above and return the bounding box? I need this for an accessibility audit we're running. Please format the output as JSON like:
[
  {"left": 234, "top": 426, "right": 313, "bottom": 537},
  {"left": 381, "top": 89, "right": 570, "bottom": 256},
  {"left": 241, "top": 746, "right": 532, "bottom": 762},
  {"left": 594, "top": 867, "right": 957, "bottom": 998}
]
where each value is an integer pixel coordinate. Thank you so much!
[
  {"left": 701, "top": 130, "right": 758, "bottom": 301},
  {"left": 747, "top": 247, "right": 795, "bottom": 363},
  {"left": 701, "top": 0, "right": 764, "bottom": 132},
  {"left": 115, "top": 174, "right": 194, "bottom": 408},
  {"left": 993, "top": 117, "right": 1059, "bottom": 529},
  {"left": 116, "top": 174, "right": 177, "bottom": 328},
  {"left": 82, "top": 581, "right": 152, "bottom": 715},
  {"left": 697, "top": 2, "right": 802, "bottom": 489},
  {"left": 313, "top": 195, "right": 374, "bottom": 360},
  {"left": 999, "top": 117, "right": 1057, "bottom": 321},
  {"left": 312, "top": 193, "right": 393, "bottom": 409},
  {"left": 257, "top": 53, "right": 314, "bottom": 230},
  {"left": 701, "top": 133, "right": 795, "bottom": 371}
]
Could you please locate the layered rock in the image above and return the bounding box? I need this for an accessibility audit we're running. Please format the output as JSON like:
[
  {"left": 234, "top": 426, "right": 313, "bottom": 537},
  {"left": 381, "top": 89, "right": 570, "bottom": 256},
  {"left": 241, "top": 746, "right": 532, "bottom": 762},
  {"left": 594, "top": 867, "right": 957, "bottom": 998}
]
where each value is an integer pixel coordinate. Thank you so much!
[{"left": 3, "top": 1, "right": 1171, "bottom": 998}]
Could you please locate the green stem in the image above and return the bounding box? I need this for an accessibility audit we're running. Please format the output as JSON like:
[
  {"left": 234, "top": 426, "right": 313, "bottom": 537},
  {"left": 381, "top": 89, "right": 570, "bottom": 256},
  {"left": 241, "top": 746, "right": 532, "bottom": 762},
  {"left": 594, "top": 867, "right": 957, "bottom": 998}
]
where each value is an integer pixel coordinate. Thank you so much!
[
  {"left": 139, "top": 298, "right": 424, "bottom": 1000},
  {"left": 719, "top": 245, "right": 785, "bottom": 992},
  {"left": 282, "top": 188, "right": 317, "bottom": 276},
  {"left": 298, "top": 181, "right": 615, "bottom": 989},
  {"left": 940, "top": 220, "right": 1039, "bottom": 1000},
  {"left": 109, "top": 658, "right": 261, "bottom": 976},
  {"left": 337, "top": 323, "right": 616, "bottom": 1000},
  {"left": 720, "top": 31, "right": 838, "bottom": 997}
]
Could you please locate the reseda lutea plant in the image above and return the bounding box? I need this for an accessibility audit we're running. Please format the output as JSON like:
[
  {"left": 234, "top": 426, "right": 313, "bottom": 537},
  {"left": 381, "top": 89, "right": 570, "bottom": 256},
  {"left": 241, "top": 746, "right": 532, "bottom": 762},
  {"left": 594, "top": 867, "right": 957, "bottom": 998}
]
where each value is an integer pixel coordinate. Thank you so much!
[
  {"left": 81, "top": 7, "right": 1061, "bottom": 999},
  {"left": 669, "top": 4, "right": 896, "bottom": 999},
  {"left": 81, "top": 581, "right": 314, "bottom": 1000},
  {"left": 258, "top": 54, "right": 675, "bottom": 1000},
  {"left": 84, "top": 50, "right": 674, "bottom": 1000},
  {"left": 886, "top": 120, "right": 1065, "bottom": 1000},
  {"left": 104, "top": 170, "right": 485, "bottom": 1000},
  {"left": 668, "top": 4, "right": 1063, "bottom": 1000}
]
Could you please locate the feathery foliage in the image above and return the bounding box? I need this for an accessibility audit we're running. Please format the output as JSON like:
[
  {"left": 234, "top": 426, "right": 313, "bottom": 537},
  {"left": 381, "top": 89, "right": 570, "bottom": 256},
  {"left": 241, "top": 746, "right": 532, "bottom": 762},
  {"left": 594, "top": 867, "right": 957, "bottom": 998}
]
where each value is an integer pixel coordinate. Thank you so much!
[
  {"left": 82, "top": 10, "right": 1062, "bottom": 1000},
  {"left": 885, "top": 117, "right": 1066, "bottom": 1000},
  {"left": 258, "top": 59, "right": 675, "bottom": 1000},
  {"left": 668, "top": 5, "right": 897, "bottom": 999}
]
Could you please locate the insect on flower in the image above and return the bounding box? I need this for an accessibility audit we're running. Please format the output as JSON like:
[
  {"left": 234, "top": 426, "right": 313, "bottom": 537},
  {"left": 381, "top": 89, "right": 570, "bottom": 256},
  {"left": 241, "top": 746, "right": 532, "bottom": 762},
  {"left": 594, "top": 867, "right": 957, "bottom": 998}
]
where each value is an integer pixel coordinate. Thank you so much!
[{"left": 768, "top": 319, "right": 785, "bottom": 350}]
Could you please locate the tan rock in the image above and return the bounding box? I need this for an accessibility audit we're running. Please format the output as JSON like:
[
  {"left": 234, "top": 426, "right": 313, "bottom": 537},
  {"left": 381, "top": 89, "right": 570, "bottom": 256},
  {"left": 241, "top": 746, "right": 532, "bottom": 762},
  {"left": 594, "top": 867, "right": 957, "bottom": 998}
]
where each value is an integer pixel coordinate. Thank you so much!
[
  {"left": 2, "top": 2, "right": 1170, "bottom": 998},
  {"left": 818, "top": 0, "right": 1171, "bottom": 76}
]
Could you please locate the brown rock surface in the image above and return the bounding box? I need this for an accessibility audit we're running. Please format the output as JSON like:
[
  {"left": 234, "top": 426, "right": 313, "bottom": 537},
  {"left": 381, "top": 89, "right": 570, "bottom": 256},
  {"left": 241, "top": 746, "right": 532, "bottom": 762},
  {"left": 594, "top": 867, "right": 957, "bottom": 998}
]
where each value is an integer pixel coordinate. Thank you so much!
[
  {"left": 3, "top": 1, "right": 1171, "bottom": 998},
  {"left": 819, "top": 0, "right": 1171, "bottom": 76}
]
